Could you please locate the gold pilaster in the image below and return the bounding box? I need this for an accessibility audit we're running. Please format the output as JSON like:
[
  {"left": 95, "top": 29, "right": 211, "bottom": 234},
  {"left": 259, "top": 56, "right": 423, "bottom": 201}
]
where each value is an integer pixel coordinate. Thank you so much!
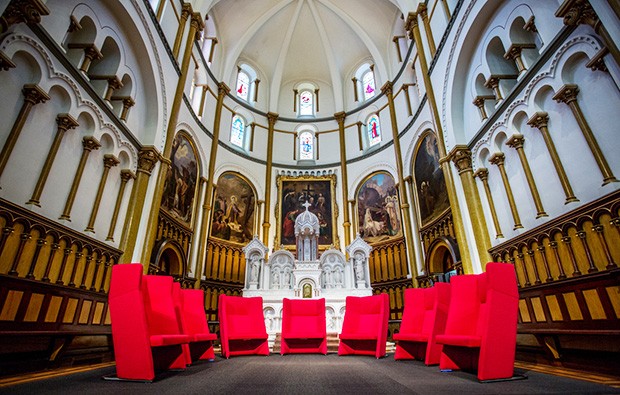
[
  {"left": 403, "top": 84, "right": 413, "bottom": 116},
  {"left": 207, "top": 37, "right": 218, "bottom": 63},
  {"left": 392, "top": 36, "right": 403, "bottom": 62},
  {"left": 381, "top": 81, "right": 417, "bottom": 280},
  {"left": 0, "top": 0, "right": 49, "bottom": 34},
  {"left": 85, "top": 154, "right": 120, "bottom": 233},
  {"left": 348, "top": 199, "right": 357, "bottom": 236},
  {"left": 60, "top": 136, "right": 101, "bottom": 221},
  {"left": 256, "top": 200, "right": 264, "bottom": 239},
  {"left": 417, "top": 3, "right": 436, "bottom": 57},
  {"left": 553, "top": 84, "right": 617, "bottom": 185},
  {"left": 506, "top": 134, "right": 548, "bottom": 218},
  {"left": 0, "top": 84, "right": 49, "bottom": 180},
  {"left": 527, "top": 112, "right": 578, "bottom": 204},
  {"left": 156, "top": 0, "right": 166, "bottom": 20},
  {"left": 351, "top": 77, "right": 358, "bottom": 102},
  {"left": 406, "top": 12, "right": 473, "bottom": 273},
  {"left": 27, "top": 113, "right": 79, "bottom": 207},
  {"left": 119, "top": 146, "right": 159, "bottom": 264},
  {"left": 449, "top": 146, "right": 492, "bottom": 265},
  {"left": 139, "top": 12, "right": 204, "bottom": 265},
  {"left": 489, "top": 152, "right": 523, "bottom": 230},
  {"left": 106, "top": 169, "right": 135, "bottom": 241},
  {"left": 262, "top": 112, "right": 279, "bottom": 246},
  {"left": 253, "top": 79, "right": 260, "bottom": 102},
  {"left": 193, "top": 176, "right": 208, "bottom": 289},
  {"left": 172, "top": 3, "right": 192, "bottom": 59},
  {"left": 474, "top": 168, "right": 503, "bottom": 238},
  {"left": 335, "top": 111, "right": 351, "bottom": 247}
]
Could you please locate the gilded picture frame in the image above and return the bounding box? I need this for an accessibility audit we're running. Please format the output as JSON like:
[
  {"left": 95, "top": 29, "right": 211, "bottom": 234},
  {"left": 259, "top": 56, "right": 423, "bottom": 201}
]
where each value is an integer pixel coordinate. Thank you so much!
[{"left": 275, "top": 174, "right": 339, "bottom": 251}]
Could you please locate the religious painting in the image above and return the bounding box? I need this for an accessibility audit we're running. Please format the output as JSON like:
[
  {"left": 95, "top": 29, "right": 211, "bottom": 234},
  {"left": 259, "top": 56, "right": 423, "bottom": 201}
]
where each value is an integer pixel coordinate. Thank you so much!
[
  {"left": 210, "top": 172, "right": 256, "bottom": 244},
  {"left": 356, "top": 171, "right": 402, "bottom": 243},
  {"left": 161, "top": 132, "right": 199, "bottom": 226},
  {"left": 275, "top": 174, "right": 338, "bottom": 250},
  {"left": 414, "top": 132, "right": 449, "bottom": 226}
]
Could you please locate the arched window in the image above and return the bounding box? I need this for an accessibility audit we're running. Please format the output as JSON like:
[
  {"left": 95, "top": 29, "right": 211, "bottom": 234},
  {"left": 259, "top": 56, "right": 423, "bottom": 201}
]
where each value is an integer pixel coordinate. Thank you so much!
[
  {"left": 299, "top": 130, "right": 314, "bottom": 160},
  {"left": 236, "top": 70, "right": 250, "bottom": 101},
  {"left": 362, "top": 69, "right": 376, "bottom": 100},
  {"left": 367, "top": 114, "right": 381, "bottom": 147},
  {"left": 230, "top": 114, "right": 246, "bottom": 148},
  {"left": 299, "top": 90, "right": 314, "bottom": 116}
]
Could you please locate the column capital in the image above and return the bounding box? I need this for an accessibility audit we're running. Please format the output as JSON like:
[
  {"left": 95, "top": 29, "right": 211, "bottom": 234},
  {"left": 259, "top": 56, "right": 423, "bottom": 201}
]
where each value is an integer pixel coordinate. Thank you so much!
[
  {"left": 217, "top": 82, "right": 230, "bottom": 98},
  {"left": 527, "top": 111, "right": 549, "bottom": 129},
  {"left": 22, "top": 84, "right": 50, "bottom": 105},
  {"left": 449, "top": 145, "right": 473, "bottom": 174},
  {"left": 267, "top": 112, "right": 279, "bottom": 126},
  {"left": 489, "top": 152, "right": 506, "bottom": 166},
  {"left": 404, "top": 175, "right": 413, "bottom": 184},
  {"left": 56, "top": 113, "right": 79, "bottom": 131},
  {"left": 103, "top": 154, "right": 120, "bottom": 168},
  {"left": 555, "top": 0, "right": 599, "bottom": 29},
  {"left": 180, "top": 2, "right": 193, "bottom": 20},
  {"left": 405, "top": 12, "right": 418, "bottom": 33},
  {"left": 0, "top": 51, "right": 16, "bottom": 70},
  {"left": 380, "top": 80, "right": 394, "bottom": 96},
  {"left": 190, "top": 12, "right": 205, "bottom": 39},
  {"left": 474, "top": 167, "right": 489, "bottom": 181},
  {"left": 506, "top": 133, "right": 525, "bottom": 150},
  {"left": 82, "top": 136, "right": 101, "bottom": 151},
  {"left": 416, "top": 3, "right": 428, "bottom": 19},
  {"left": 137, "top": 146, "right": 160, "bottom": 175},
  {"left": 1, "top": 0, "right": 50, "bottom": 33},
  {"left": 334, "top": 111, "right": 346, "bottom": 124},
  {"left": 553, "top": 84, "right": 579, "bottom": 104},
  {"left": 120, "top": 168, "right": 136, "bottom": 182}
]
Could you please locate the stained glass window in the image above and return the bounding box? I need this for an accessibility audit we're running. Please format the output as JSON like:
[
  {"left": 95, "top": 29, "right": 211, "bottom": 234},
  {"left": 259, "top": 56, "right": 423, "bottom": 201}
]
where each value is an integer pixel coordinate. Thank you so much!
[
  {"left": 362, "top": 70, "right": 375, "bottom": 100},
  {"left": 230, "top": 114, "right": 245, "bottom": 148},
  {"left": 299, "top": 131, "right": 314, "bottom": 160},
  {"left": 367, "top": 114, "right": 381, "bottom": 147},
  {"left": 236, "top": 71, "right": 250, "bottom": 101},
  {"left": 299, "top": 90, "right": 313, "bottom": 116}
]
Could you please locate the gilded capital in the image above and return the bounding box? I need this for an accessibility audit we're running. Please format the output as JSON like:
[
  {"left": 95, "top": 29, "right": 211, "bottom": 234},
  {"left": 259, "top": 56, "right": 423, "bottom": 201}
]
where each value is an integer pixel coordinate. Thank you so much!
[
  {"left": 137, "top": 146, "right": 159, "bottom": 175},
  {"left": 217, "top": 82, "right": 230, "bottom": 98},
  {"left": 416, "top": 3, "right": 428, "bottom": 19},
  {"left": 103, "top": 154, "right": 120, "bottom": 168},
  {"left": 0, "top": 0, "right": 50, "bottom": 33},
  {"left": 22, "top": 84, "right": 50, "bottom": 105},
  {"left": 506, "top": 133, "right": 525, "bottom": 150},
  {"left": 56, "top": 113, "right": 79, "bottom": 131},
  {"left": 472, "top": 96, "right": 486, "bottom": 108},
  {"left": 489, "top": 152, "right": 505, "bottom": 166},
  {"left": 484, "top": 76, "right": 500, "bottom": 89},
  {"left": 405, "top": 12, "right": 418, "bottom": 33},
  {"left": 474, "top": 167, "right": 489, "bottom": 181},
  {"left": 527, "top": 111, "right": 549, "bottom": 129},
  {"left": 267, "top": 112, "right": 279, "bottom": 127},
  {"left": 181, "top": 2, "right": 192, "bottom": 20},
  {"left": 190, "top": 12, "right": 205, "bottom": 38},
  {"left": 120, "top": 169, "right": 136, "bottom": 182},
  {"left": 82, "top": 136, "right": 101, "bottom": 151},
  {"left": 380, "top": 81, "right": 394, "bottom": 96},
  {"left": 334, "top": 111, "right": 346, "bottom": 125},
  {"left": 449, "top": 145, "right": 473, "bottom": 174},
  {"left": 552, "top": 84, "right": 579, "bottom": 105},
  {"left": 555, "top": 0, "right": 599, "bottom": 29}
]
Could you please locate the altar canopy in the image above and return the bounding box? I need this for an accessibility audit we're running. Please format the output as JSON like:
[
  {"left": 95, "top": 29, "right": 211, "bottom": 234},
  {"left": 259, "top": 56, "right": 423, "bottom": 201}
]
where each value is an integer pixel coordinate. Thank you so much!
[{"left": 243, "top": 205, "right": 372, "bottom": 340}]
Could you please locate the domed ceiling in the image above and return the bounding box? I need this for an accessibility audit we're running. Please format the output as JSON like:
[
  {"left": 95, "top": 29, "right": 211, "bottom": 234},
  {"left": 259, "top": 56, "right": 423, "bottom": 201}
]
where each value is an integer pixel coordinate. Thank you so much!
[{"left": 197, "top": 0, "right": 406, "bottom": 116}]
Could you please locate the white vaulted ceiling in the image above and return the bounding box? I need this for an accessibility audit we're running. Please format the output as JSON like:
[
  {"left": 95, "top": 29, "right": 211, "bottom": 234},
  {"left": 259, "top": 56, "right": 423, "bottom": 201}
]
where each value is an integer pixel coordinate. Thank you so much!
[{"left": 194, "top": 0, "right": 407, "bottom": 115}]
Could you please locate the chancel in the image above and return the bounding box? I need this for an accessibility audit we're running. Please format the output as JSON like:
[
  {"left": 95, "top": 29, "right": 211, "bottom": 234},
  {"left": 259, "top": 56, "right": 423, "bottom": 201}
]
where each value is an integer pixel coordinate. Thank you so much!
[{"left": 0, "top": 0, "right": 619, "bottom": 392}]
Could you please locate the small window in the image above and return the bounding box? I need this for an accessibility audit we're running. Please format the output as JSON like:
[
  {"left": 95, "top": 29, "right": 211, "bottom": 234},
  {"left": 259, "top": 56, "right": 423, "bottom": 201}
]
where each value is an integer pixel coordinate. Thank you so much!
[
  {"left": 230, "top": 114, "right": 245, "bottom": 148},
  {"left": 299, "top": 90, "right": 314, "bottom": 116},
  {"left": 236, "top": 71, "right": 250, "bottom": 101},
  {"left": 367, "top": 114, "right": 381, "bottom": 147},
  {"left": 299, "top": 131, "right": 314, "bottom": 160},
  {"left": 362, "top": 70, "right": 376, "bottom": 100}
]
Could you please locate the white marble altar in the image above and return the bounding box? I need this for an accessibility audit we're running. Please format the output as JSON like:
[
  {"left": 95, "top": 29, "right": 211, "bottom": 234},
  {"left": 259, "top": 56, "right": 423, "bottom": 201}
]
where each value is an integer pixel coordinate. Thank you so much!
[{"left": 242, "top": 203, "right": 373, "bottom": 343}]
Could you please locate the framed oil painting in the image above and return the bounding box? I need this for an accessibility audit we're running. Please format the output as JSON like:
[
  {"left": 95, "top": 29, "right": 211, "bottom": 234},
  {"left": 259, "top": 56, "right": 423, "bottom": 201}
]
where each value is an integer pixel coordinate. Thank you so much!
[
  {"left": 356, "top": 171, "right": 402, "bottom": 243},
  {"left": 210, "top": 172, "right": 256, "bottom": 244},
  {"left": 161, "top": 132, "right": 199, "bottom": 226},
  {"left": 414, "top": 132, "right": 449, "bottom": 226},
  {"left": 275, "top": 174, "right": 338, "bottom": 250}
]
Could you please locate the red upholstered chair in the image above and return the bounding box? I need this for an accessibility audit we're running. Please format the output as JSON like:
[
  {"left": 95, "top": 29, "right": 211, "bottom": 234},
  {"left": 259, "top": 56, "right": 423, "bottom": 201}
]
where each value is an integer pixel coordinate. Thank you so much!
[
  {"left": 108, "top": 264, "right": 189, "bottom": 381},
  {"left": 218, "top": 294, "right": 269, "bottom": 358},
  {"left": 172, "top": 283, "right": 217, "bottom": 365},
  {"left": 338, "top": 293, "right": 389, "bottom": 358},
  {"left": 280, "top": 298, "right": 327, "bottom": 355},
  {"left": 393, "top": 282, "right": 451, "bottom": 364},
  {"left": 435, "top": 262, "right": 519, "bottom": 381}
]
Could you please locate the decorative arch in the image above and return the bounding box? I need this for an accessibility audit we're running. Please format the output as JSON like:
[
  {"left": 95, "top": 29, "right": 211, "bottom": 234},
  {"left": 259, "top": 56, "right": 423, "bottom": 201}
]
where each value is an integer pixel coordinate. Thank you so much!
[
  {"left": 426, "top": 236, "right": 461, "bottom": 282},
  {"left": 152, "top": 238, "right": 186, "bottom": 277}
]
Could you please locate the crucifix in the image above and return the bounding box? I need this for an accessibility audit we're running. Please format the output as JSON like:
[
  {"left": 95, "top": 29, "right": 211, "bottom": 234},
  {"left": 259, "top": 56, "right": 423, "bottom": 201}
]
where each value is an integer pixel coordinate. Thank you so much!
[{"left": 302, "top": 184, "right": 314, "bottom": 204}]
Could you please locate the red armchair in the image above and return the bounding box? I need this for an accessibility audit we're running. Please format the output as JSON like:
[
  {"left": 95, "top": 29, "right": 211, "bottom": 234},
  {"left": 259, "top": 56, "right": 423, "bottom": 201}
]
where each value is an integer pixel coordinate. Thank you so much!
[
  {"left": 281, "top": 298, "right": 327, "bottom": 355},
  {"left": 218, "top": 294, "right": 269, "bottom": 358},
  {"left": 338, "top": 293, "right": 389, "bottom": 358},
  {"left": 172, "top": 282, "right": 217, "bottom": 365},
  {"left": 435, "top": 262, "right": 519, "bottom": 381},
  {"left": 108, "top": 264, "right": 188, "bottom": 381},
  {"left": 393, "top": 282, "right": 451, "bottom": 364}
]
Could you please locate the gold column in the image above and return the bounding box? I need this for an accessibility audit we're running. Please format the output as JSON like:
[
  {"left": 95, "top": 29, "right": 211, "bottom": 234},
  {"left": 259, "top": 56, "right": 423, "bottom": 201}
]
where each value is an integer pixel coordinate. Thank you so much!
[
  {"left": 27, "top": 113, "right": 79, "bottom": 206},
  {"left": 553, "top": 84, "right": 617, "bottom": 185},
  {"left": 556, "top": 0, "right": 620, "bottom": 67},
  {"left": 417, "top": 4, "right": 436, "bottom": 57},
  {"left": 504, "top": 44, "right": 535, "bottom": 74},
  {"left": 256, "top": 200, "right": 264, "bottom": 239},
  {"left": 381, "top": 81, "right": 417, "bottom": 279},
  {"left": 119, "top": 97, "right": 135, "bottom": 122},
  {"left": 193, "top": 176, "right": 208, "bottom": 289},
  {"left": 118, "top": 146, "right": 159, "bottom": 263},
  {"left": 406, "top": 12, "right": 473, "bottom": 273},
  {"left": 392, "top": 36, "right": 403, "bottom": 62},
  {"left": 78, "top": 45, "right": 102, "bottom": 74},
  {"left": 60, "top": 136, "right": 101, "bottom": 221},
  {"left": 262, "top": 112, "right": 279, "bottom": 246},
  {"left": 106, "top": 169, "right": 135, "bottom": 241},
  {"left": 440, "top": 0, "right": 451, "bottom": 20},
  {"left": 473, "top": 96, "right": 494, "bottom": 121},
  {"left": 207, "top": 37, "right": 218, "bottom": 63},
  {"left": 449, "top": 146, "right": 492, "bottom": 265},
  {"left": 506, "top": 134, "right": 548, "bottom": 218},
  {"left": 348, "top": 200, "right": 357, "bottom": 236},
  {"left": 473, "top": 168, "right": 503, "bottom": 238},
  {"left": 489, "top": 152, "right": 523, "bottom": 230},
  {"left": 253, "top": 79, "right": 260, "bottom": 102},
  {"left": 404, "top": 175, "right": 425, "bottom": 279},
  {"left": 0, "top": 84, "right": 49, "bottom": 180},
  {"left": 139, "top": 12, "right": 204, "bottom": 265},
  {"left": 403, "top": 84, "right": 413, "bottom": 116},
  {"left": 0, "top": 0, "right": 49, "bottom": 34},
  {"left": 198, "top": 85, "right": 208, "bottom": 118},
  {"left": 85, "top": 154, "right": 120, "bottom": 233},
  {"left": 172, "top": 3, "right": 192, "bottom": 59},
  {"left": 156, "top": 0, "right": 166, "bottom": 20},
  {"left": 335, "top": 112, "right": 351, "bottom": 247},
  {"left": 351, "top": 77, "right": 358, "bottom": 102},
  {"left": 484, "top": 76, "right": 503, "bottom": 102},
  {"left": 527, "top": 112, "right": 578, "bottom": 204}
]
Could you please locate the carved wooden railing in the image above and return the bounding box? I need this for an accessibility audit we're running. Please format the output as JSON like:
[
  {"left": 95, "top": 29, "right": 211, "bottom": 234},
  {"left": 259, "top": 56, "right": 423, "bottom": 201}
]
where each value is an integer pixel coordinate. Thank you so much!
[
  {"left": 368, "top": 237, "right": 408, "bottom": 283},
  {"left": 419, "top": 209, "right": 455, "bottom": 255}
]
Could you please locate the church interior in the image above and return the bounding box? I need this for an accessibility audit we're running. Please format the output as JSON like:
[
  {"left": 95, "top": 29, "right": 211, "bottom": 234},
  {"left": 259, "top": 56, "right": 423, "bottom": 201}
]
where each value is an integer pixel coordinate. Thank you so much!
[{"left": 0, "top": 0, "right": 619, "bottom": 392}]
